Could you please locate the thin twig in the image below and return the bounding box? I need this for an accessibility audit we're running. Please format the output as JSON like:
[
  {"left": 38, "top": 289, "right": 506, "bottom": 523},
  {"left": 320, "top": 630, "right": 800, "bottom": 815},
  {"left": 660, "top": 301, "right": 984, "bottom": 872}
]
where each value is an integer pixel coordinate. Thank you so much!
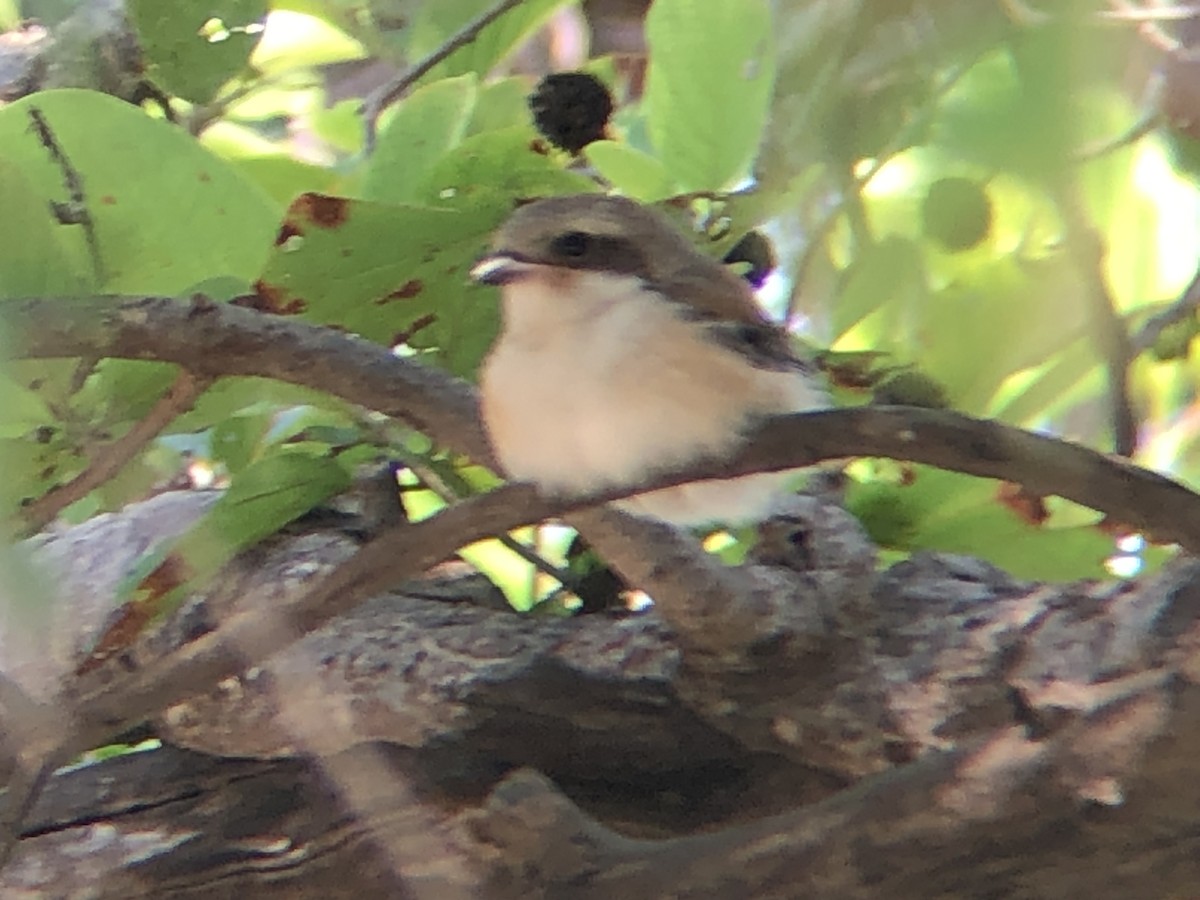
[
  {"left": 186, "top": 71, "right": 299, "bottom": 137},
  {"left": 1108, "top": 0, "right": 1186, "bottom": 54},
  {"left": 0, "top": 756, "right": 54, "bottom": 869},
  {"left": 21, "top": 370, "right": 212, "bottom": 534},
  {"left": 1057, "top": 188, "right": 1140, "bottom": 457},
  {"left": 360, "top": 0, "right": 527, "bottom": 154},
  {"left": 66, "top": 356, "right": 99, "bottom": 395},
  {"left": 1102, "top": 3, "right": 1200, "bottom": 21},
  {"left": 786, "top": 60, "right": 974, "bottom": 322},
  {"left": 396, "top": 447, "right": 573, "bottom": 587},
  {"left": 0, "top": 672, "right": 65, "bottom": 869},
  {"left": 1131, "top": 264, "right": 1200, "bottom": 354},
  {"left": 1072, "top": 73, "right": 1162, "bottom": 162},
  {"left": 27, "top": 107, "right": 104, "bottom": 283}
]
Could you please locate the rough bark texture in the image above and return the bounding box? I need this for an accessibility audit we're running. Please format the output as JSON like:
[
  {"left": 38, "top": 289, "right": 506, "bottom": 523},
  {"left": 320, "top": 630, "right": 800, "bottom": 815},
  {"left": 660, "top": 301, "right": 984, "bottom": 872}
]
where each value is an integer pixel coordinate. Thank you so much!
[{"left": 3, "top": 490, "right": 1200, "bottom": 899}]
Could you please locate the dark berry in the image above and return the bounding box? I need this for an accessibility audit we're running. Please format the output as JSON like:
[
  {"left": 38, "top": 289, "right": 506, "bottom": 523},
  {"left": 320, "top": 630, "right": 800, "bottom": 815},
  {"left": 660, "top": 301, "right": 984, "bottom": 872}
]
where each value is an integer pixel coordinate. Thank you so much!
[
  {"left": 723, "top": 230, "right": 777, "bottom": 288},
  {"left": 528, "top": 72, "right": 614, "bottom": 154},
  {"left": 920, "top": 177, "right": 992, "bottom": 252}
]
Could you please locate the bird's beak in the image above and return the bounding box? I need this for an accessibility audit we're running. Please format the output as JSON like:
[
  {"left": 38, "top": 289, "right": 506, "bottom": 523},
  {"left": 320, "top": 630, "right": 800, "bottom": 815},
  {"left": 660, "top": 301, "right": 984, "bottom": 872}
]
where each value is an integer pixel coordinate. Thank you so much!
[{"left": 470, "top": 254, "right": 537, "bottom": 286}]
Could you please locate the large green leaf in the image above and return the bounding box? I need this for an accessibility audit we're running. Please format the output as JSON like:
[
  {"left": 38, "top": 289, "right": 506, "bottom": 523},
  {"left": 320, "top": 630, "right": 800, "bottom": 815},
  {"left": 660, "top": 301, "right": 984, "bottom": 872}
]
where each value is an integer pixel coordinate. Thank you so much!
[
  {"left": 201, "top": 121, "right": 338, "bottom": 206},
  {"left": 847, "top": 465, "right": 1139, "bottom": 581},
  {"left": 255, "top": 196, "right": 498, "bottom": 376},
  {"left": 0, "top": 90, "right": 279, "bottom": 296},
  {"left": 414, "top": 125, "right": 596, "bottom": 214},
  {"left": 643, "top": 0, "right": 776, "bottom": 191},
  {"left": 153, "top": 452, "right": 348, "bottom": 587},
  {"left": 586, "top": 141, "right": 676, "bottom": 202},
  {"left": 258, "top": 128, "right": 593, "bottom": 377}
]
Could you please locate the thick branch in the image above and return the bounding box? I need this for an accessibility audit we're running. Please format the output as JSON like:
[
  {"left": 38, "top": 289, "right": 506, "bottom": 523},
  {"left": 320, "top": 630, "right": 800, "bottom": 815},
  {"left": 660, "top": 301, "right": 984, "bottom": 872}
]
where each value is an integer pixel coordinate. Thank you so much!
[
  {"left": 6, "top": 295, "right": 1198, "bottom": 548},
  {"left": 57, "top": 401, "right": 1200, "bottom": 764},
  {"left": 4, "top": 294, "right": 491, "bottom": 461}
]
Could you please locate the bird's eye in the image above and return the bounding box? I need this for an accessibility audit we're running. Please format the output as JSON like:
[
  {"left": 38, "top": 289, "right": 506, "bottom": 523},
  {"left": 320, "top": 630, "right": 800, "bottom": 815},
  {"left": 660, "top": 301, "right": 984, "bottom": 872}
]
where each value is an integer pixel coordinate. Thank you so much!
[{"left": 553, "top": 230, "right": 590, "bottom": 258}]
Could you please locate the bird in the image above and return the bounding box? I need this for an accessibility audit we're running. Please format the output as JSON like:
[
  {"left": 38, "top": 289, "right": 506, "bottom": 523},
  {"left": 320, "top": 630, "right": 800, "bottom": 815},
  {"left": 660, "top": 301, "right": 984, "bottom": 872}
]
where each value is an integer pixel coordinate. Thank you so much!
[{"left": 472, "top": 193, "right": 828, "bottom": 527}]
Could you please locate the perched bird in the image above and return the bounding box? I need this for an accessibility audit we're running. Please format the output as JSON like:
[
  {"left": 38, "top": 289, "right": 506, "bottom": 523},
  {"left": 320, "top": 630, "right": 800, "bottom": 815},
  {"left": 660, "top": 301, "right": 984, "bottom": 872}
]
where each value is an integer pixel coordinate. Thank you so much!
[{"left": 472, "top": 194, "right": 828, "bottom": 526}]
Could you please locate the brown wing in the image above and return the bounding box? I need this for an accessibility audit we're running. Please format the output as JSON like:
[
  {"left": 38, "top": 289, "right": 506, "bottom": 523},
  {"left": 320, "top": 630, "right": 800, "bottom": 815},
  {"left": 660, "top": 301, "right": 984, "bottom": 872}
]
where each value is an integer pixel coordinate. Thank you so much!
[
  {"left": 658, "top": 261, "right": 769, "bottom": 326},
  {"left": 652, "top": 264, "right": 809, "bottom": 372}
]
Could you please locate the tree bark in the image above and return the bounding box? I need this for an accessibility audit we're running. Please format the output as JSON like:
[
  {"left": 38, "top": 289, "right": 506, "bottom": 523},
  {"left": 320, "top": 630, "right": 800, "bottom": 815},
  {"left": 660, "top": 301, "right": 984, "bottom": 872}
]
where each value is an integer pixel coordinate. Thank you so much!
[{"left": 4, "top": 490, "right": 1199, "bottom": 898}]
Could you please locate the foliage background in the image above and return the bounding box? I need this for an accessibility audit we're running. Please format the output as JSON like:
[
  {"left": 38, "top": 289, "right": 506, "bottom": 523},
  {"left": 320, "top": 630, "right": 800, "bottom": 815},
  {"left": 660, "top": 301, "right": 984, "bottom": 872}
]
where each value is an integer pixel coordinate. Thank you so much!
[{"left": 3, "top": 0, "right": 1200, "bottom": 605}]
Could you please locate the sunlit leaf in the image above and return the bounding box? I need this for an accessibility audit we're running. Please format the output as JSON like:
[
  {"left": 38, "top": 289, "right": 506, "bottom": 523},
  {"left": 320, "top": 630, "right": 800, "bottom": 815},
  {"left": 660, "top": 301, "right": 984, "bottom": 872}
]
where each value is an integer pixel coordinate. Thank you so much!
[
  {"left": 0, "top": 90, "right": 279, "bottom": 295},
  {"left": 643, "top": 0, "right": 776, "bottom": 191}
]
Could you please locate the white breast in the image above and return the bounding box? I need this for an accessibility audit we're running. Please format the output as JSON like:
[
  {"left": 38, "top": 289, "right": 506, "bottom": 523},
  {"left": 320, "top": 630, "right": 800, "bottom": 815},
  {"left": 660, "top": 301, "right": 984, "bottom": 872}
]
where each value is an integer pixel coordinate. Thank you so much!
[{"left": 479, "top": 271, "right": 826, "bottom": 526}]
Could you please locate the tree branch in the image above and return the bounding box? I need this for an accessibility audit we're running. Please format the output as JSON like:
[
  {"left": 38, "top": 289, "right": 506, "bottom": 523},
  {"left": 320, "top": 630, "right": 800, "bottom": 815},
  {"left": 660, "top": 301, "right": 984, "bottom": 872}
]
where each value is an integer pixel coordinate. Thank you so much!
[
  {"left": 8, "top": 293, "right": 1200, "bottom": 770},
  {"left": 8, "top": 294, "right": 1196, "bottom": 546},
  {"left": 3, "top": 294, "right": 491, "bottom": 462},
  {"left": 1058, "top": 188, "right": 1139, "bottom": 456},
  {"left": 53, "top": 402, "right": 1200, "bottom": 764},
  {"left": 1131, "top": 262, "right": 1200, "bottom": 354}
]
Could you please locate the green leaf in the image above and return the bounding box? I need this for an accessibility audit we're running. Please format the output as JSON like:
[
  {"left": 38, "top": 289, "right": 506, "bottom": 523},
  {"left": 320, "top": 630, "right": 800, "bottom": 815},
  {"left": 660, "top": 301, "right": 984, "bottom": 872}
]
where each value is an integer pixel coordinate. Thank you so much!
[
  {"left": 0, "top": 160, "right": 93, "bottom": 297},
  {"left": 211, "top": 410, "right": 275, "bottom": 473},
  {"left": 415, "top": 124, "right": 596, "bottom": 211},
  {"left": 832, "top": 237, "right": 927, "bottom": 348},
  {"left": 0, "top": 369, "right": 54, "bottom": 440},
  {"left": 0, "top": 426, "right": 77, "bottom": 517},
  {"left": 0, "top": 90, "right": 279, "bottom": 296},
  {"left": 251, "top": 7, "right": 366, "bottom": 74},
  {"left": 364, "top": 74, "right": 479, "bottom": 204},
  {"left": 201, "top": 122, "right": 338, "bottom": 206},
  {"left": 204, "top": 450, "right": 350, "bottom": 549},
  {"left": 258, "top": 130, "right": 592, "bottom": 377},
  {"left": 172, "top": 378, "right": 352, "bottom": 434},
  {"left": 847, "top": 466, "right": 1124, "bottom": 581},
  {"left": 73, "top": 360, "right": 178, "bottom": 427},
  {"left": 915, "top": 258, "right": 1089, "bottom": 413},
  {"left": 256, "top": 195, "right": 499, "bottom": 376},
  {"left": 643, "top": 0, "right": 776, "bottom": 191},
  {"left": 466, "top": 77, "right": 530, "bottom": 136},
  {"left": 586, "top": 140, "right": 676, "bottom": 201},
  {"left": 129, "top": 0, "right": 268, "bottom": 102}
]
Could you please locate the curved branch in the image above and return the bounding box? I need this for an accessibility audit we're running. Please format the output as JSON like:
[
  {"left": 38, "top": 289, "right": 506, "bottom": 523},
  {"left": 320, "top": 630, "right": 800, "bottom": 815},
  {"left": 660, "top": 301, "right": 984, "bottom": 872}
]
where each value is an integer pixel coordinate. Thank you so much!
[
  {"left": 62, "top": 403, "right": 1200, "bottom": 760},
  {"left": 7, "top": 294, "right": 1196, "bottom": 550},
  {"left": 4, "top": 294, "right": 491, "bottom": 462},
  {"left": 9, "top": 294, "right": 1200, "bottom": 763}
]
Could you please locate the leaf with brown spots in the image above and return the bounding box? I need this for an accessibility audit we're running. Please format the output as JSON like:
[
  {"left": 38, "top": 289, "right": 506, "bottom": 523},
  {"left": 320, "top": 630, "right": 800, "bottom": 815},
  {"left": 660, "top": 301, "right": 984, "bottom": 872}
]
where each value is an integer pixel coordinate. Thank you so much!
[
  {"left": 376, "top": 279, "right": 424, "bottom": 304},
  {"left": 997, "top": 482, "right": 1050, "bottom": 526},
  {"left": 239, "top": 281, "right": 307, "bottom": 315},
  {"left": 392, "top": 313, "right": 437, "bottom": 347},
  {"left": 291, "top": 192, "right": 350, "bottom": 229},
  {"left": 255, "top": 198, "right": 502, "bottom": 375}
]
